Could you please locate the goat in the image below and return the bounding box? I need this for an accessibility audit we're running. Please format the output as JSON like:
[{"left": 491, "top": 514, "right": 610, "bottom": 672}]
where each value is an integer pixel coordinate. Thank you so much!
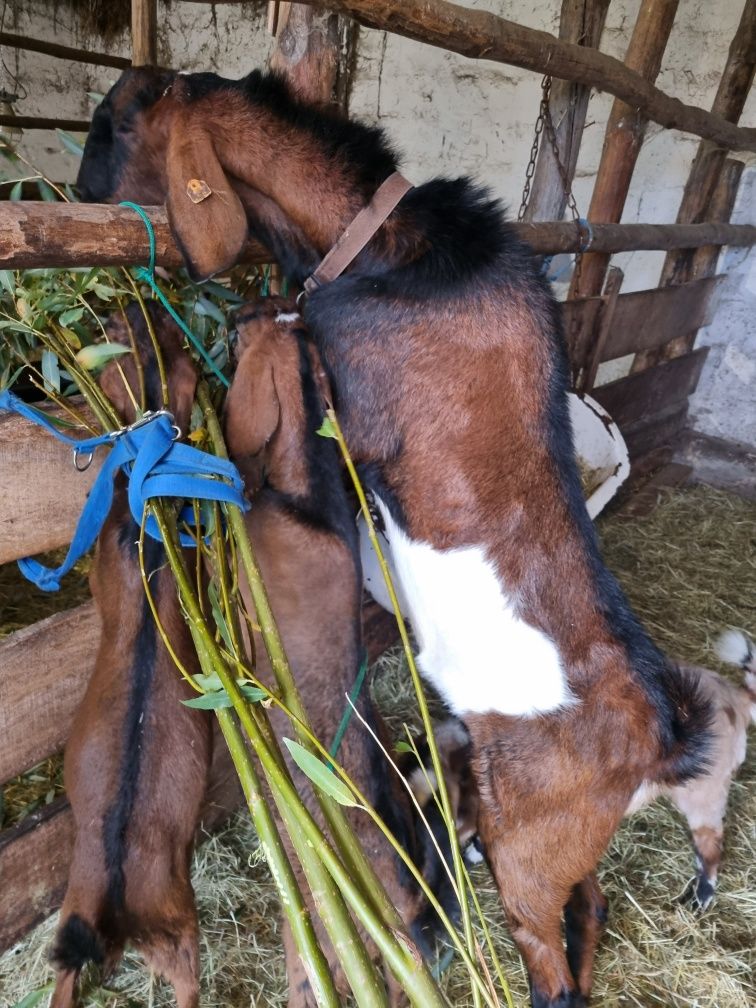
[
  {"left": 50, "top": 303, "right": 210, "bottom": 1008},
  {"left": 224, "top": 296, "right": 442, "bottom": 1006},
  {"left": 77, "top": 68, "right": 711, "bottom": 1007},
  {"left": 627, "top": 633, "right": 755, "bottom": 910}
]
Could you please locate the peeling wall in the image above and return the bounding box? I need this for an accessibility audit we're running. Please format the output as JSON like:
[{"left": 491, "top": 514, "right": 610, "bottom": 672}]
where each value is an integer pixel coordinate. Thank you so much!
[{"left": 2, "top": 0, "right": 754, "bottom": 447}]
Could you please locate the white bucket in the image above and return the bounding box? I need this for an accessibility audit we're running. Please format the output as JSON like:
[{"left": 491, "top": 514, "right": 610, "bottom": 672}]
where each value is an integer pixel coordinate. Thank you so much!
[{"left": 359, "top": 393, "right": 629, "bottom": 613}]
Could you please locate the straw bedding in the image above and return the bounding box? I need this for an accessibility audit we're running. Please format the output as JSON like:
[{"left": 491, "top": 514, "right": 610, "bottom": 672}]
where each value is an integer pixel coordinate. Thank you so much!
[{"left": 1, "top": 484, "right": 753, "bottom": 1007}]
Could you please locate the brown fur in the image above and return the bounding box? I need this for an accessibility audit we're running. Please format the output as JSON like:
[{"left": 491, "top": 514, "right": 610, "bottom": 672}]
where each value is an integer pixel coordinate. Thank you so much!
[
  {"left": 50, "top": 304, "right": 211, "bottom": 1008},
  {"left": 225, "top": 297, "right": 424, "bottom": 1007}
]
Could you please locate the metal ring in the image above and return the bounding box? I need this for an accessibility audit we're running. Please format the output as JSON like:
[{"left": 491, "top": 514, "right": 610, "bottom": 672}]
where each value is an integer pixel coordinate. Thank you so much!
[{"left": 73, "top": 448, "right": 94, "bottom": 472}]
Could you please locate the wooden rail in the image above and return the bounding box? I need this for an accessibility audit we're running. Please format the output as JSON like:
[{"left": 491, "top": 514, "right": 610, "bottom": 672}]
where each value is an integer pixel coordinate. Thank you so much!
[
  {"left": 0, "top": 31, "right": 131, "bottom": 70},
  {"left": 1, "top": 203, "right": 755, "bottom": 270}
]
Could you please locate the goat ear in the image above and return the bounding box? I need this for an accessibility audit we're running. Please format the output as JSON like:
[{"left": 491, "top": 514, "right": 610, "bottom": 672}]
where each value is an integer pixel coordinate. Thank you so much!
[
  {"left": 165, "top": 116, "right": 248, "bottom": 281},
  {"left": 224, "top": 352, "right": 281, "bottom": 496}
]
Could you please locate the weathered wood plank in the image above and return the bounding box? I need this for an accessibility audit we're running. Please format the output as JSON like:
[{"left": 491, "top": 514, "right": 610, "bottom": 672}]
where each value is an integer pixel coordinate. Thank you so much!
[
  {"left": 0, "top": 31, "right": 131, "bottom": 70},
  {"left": 1, "top": 203, "right": 754, "bottom": 271},
  {"left": 0, "top": 797, "right": 74, "bottom": 952},
  {"left": 0, "top": 402, "right": 102, "bottom": 565},
  {"left": 0, "top": 603, "right": 98, "bottom": 784},
  {"left": 291, "top": 0, "right": 756, "bottom": 151},
  {"left": 593, "top": 348, "right": 708, "bottom": 430}
]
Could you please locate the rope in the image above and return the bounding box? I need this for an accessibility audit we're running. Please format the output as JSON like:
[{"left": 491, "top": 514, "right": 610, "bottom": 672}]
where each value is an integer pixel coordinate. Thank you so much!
[
  {"left": 119, "top": 201, "right": 230, "bottom": 388},
  {"left": 328, "top": 654, "right": 369, "bottom": 763},
  {"left": 0, "top": 389, "right": 248, "bottom": 591}
]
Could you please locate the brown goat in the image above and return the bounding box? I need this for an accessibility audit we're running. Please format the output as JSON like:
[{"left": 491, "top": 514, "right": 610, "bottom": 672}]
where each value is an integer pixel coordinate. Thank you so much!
[
  {"left": 78, "top": 69, "right": 711, "bottom": 1007},
  {"left": 224, "top": 296, "right": 439, "bottom": 1006},
  {"left": 51, "top": 303, "right": 211, "bottom": 1008}
]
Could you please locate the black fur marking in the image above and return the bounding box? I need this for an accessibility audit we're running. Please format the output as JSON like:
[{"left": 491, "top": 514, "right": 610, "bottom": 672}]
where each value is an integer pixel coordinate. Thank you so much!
[
  {"left": 260, "top": 333, "right": 358, "bottom": 559},
  {"left": 543, "top": 314, "right": 712, "bottom": 781},
  {"left": 530, "top": 987, "right": 586, "bottom": 1008},
  {"left": 77, "top": 69, "right": 173, "bottom": 202},
  {"left": 52, "top": 913, "right": 105, "bottom": 972},
  {"left": 124, "top": 302, "right": 163, "bottom": 411},
  {"left": 102, "top": 531, "right": 164, "bottom": 914}
]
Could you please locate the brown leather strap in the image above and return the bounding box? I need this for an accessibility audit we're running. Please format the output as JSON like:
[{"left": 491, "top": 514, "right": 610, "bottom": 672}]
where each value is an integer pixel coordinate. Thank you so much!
[{"left": 303, "top": 172, "right": 413, "bottom": 295}]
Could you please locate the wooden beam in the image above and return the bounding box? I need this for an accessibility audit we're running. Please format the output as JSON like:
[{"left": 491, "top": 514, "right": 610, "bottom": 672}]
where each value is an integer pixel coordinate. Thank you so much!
[
  {"left": 0, "top": 401, "right": 100, "bottom": 565},
  {"left": 287, "top": 0, "right": 756, "bottom": 151},
  {"left": 569, "top": 0, "right": 680, "bottom": 300},
  {"left": 0, "top": 603, "right": 97, "bottom": 784},
  {"left": 1, "top": 203, "right": 755, "bottom": 270},
  {"left": 0, "top": 203, "right": 270, "bottom": 269},
  {"left": 578, "top": 265, "right": 623, "bottom": 393},
  {"left": 270, "top": 3, "right": 348, "bottom": 106},
  {"left": 0, "top": 32, "right": 131, "bottom": 70},
  {"left": 131, "top": 0, "right": 158, "bottom": 67},
  {"left": 0, "top": 115, "right": 90, "bottom": 132},
  {"left": 592, "top": 347, "right": 709, "bottom": 429},
  {"left": 523, "top": 0, "right": 610, "bottom": 223}
]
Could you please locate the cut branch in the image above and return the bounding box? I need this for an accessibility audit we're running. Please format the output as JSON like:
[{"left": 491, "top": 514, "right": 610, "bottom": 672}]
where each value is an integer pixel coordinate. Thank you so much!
[
  {"left": 0, "top": 203, "right": 754, "bottom": 270},
  {"left": 0, "top": 115, "right": 90, "bottom": 132},
  {"left": 291, "top": 0, "right": 756, "bottom": 151}
]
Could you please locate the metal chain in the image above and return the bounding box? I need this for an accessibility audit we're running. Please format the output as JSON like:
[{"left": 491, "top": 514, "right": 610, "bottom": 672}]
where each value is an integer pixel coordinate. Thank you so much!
[{"left": 518, "top": 74, "right": 591, "bottom": 286}]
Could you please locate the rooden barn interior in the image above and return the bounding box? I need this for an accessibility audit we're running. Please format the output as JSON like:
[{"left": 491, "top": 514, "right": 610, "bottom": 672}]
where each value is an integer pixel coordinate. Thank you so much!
[{"left": 0, "top": 2, "right": 754, "bottom": 1007}]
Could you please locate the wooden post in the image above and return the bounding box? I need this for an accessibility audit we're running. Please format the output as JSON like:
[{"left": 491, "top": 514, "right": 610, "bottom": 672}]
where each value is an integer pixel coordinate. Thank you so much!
[
  {"left": 578, "top": 266, "right": 624, "bottom": 393},
  {"left": 569, "top": 0, "right": 680, "bottom": 301},
  {"left": 131, "top": 0, "right": 158, "bottom": 66},
  {"left": 523, "top": 0, "right": 611, "bottom": 223},
  {"left": 269, "top": 2, "right": 356, "bottom": 108},
  {"left": 633, "top": 0, "right": 756, "bottom": 370}
]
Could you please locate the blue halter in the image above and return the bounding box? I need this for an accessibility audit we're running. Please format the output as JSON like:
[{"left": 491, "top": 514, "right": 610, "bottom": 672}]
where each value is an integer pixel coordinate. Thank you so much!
[{"left": 0, "top": 388, "right": 248, "bottom": 591}]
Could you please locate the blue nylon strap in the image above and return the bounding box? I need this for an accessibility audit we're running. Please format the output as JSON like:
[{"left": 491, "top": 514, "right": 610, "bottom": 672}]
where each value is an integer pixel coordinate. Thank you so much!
[
  {"left": 119, "top": 201, "right": 231, "bottom": 389},
  {"left": 0, "top": 389, "right": 248, "bottom": 591}
]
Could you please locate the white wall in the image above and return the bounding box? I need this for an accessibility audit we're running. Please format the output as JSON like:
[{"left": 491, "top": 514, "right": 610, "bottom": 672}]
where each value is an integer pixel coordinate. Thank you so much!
[{"left": 3, "top": 0, "right": 754, "bottom": 446}]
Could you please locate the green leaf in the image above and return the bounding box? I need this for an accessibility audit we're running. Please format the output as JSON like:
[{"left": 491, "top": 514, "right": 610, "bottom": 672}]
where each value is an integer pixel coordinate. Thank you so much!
[
  {"left": 283, "top": 738, "right": 358, "bottom": 807},
  {"left": 59, "top": 306, "right": 85, "bottom": 326},
  {"left": 36, "top": 179, "right": 58, "bottom": 202},
  {"left": 9, "top": 180, "right": 23, "bottom": 201},
  {"left": 394, "top": 740, "right": 413, "bottom": 754},
  {"left": 9, "top": 985, "right": 54, "bottom": 1008},
  {"left": 194, "top": 296, "right": 227, "bottom": 325},
  {"left": 316, "top": 416, "right": 337, "bottom": 439},
  {"left": 181, "top": 683, "right": 267, "bottom": 709},
  {"left": 57, "top": 129, "right": 85, "bottom": 157},
  {"left": 41, "top": 348, "right": 61, "bottom": 392},
  {"left": 0, "top": 269, "right": 15, "bottom": 295},
  {"left": 194, "top": 672, "right": 224, "bottom": 692},
  {"left": 93, "top": 284, "right": 117, "bottom": 301},
  {"left": 75, "top": 343, "right": 131, "bottom": 370},
  {"left": 208, "top": 580, "right": 234, "bottom": 652},
  {"left": 182, "top": 691, "right": 235, "bottom": 710}
]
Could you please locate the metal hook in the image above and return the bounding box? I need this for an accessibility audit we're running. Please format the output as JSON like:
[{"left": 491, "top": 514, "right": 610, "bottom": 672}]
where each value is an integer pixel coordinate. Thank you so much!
[{"left": 73, "top": 448, "right": 94, "bottom": 472}]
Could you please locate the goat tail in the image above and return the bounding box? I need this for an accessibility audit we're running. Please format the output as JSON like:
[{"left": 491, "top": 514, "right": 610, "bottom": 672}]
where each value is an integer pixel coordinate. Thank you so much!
[
  {"left": 655, "top": 661, "right": 714, "bottom": 787},
  {"left": 715, "top": 628, "right": 756, "bottom": 721},
  {"left": 51, "top": 913, "right": 105, "bottom": 1005}
]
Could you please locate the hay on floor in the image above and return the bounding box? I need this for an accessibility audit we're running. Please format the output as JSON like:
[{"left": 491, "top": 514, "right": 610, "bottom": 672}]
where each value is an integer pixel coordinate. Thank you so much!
[{"left": 1, "top": 484, "right": 754, "bottom": 1007}]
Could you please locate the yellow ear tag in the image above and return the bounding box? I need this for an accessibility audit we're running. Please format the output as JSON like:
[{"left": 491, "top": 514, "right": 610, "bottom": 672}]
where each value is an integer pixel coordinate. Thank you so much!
[{"left": 186, "top": 178, "right": 212, "bottom": 203}]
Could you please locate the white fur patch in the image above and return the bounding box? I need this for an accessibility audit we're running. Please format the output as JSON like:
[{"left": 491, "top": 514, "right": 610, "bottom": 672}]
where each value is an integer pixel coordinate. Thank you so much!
[
  {"left": 275, "top": 311, "right": 300, "bottom": 325},
  {"left": 375, "top": 498, "right": 574, "bottom": 718}
]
